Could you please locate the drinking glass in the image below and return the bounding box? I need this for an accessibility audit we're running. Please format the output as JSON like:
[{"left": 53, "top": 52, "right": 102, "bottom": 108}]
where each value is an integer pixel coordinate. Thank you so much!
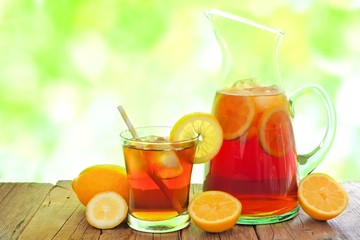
[{"left": 120, "top": 126, "right": 197, "bottom": 233}]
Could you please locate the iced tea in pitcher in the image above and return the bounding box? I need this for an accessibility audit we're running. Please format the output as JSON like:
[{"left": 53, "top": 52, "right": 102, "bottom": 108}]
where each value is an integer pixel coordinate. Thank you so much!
[
  {"left": 203, "top": 82, "right": 298, "bottom": 223},
  {"left": 202, "top": 9, "right": 337, "bottom": 225}
]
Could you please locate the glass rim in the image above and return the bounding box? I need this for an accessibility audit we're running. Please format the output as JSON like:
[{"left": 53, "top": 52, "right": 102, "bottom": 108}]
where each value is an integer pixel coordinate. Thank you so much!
[{"left": 120, "top": 126, "right": 199, "bottom": 145}]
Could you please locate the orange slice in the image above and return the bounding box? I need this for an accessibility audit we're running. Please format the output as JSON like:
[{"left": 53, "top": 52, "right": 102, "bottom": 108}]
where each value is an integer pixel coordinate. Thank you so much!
[
  {"left": 258, "top": 105, "right": 295, "bottom": 157},
  {"left": 212, "top": 92, "right": 255, "bottom": 140},
  {"left": 188, "top": 191, "right": 241, "bottom": 233},
  {"left": 86, "top": 191, "right": 128, "bottom": 229},
  {"left": 298, "top": 173, "right": 348, "bottom": 221},
  {"left": 170, "top": 112, "right": 223, "bottom": 164}
]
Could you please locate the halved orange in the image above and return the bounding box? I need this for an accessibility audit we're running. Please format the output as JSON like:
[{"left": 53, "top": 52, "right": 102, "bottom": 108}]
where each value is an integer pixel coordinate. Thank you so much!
[
  {"left": 170, "top": 112, "right": 223, "bottom": 164},
  {"left": 298, "top": 173, "right": 348, "bottom": 221},
  {"left": 212, "top": 91, "right": 255, "bottom": 140},
  {"left": 258, "top": 105, "right": 295, "bottom": 157},
  {"left": 188, "top": 190, "right": 241, "bottom": 233}
]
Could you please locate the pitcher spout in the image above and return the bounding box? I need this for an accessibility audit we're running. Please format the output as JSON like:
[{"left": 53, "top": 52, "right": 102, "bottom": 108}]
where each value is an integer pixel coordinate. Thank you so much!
[{"left": 204, "top": 9, "right": 284, "bottom": 89}]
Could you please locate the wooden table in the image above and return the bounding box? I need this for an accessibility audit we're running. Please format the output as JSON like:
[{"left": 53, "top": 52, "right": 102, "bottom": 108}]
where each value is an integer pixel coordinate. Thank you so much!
[{"left": 1, "top": 181, "right": 359, "bottom": 240}]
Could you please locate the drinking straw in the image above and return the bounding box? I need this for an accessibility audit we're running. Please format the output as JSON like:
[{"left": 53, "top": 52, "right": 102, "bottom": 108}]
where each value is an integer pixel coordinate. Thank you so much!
[
  {"left": 117, "top": 105, "right": 183, "bottom": 214},
  {"left": 117, "top": 105, "right": 139, "bottom": 139},
  {"left": 149, "top": 170, "right": 183, "bottom": 214}
]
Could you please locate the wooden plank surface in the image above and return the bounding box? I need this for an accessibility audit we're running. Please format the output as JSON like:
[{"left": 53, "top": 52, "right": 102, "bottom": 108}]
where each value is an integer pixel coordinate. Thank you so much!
[
  {"left": 0, "top": 181, "right": 359, "bottom": 240},
  {"left": 0, "top": 182, "right": 53, "bottom": 240},
  {"left": 326, "top": 182, "right": 360, "bottom": 239}
]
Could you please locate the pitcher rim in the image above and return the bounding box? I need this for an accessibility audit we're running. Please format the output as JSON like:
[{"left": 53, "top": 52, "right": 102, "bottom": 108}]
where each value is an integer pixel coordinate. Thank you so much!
[{"left": 204, "top": 9, "right": 285, "bottom": 36}]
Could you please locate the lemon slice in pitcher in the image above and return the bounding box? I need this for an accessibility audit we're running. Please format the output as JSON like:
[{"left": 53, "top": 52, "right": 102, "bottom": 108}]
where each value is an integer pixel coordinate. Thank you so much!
[{"left": 170, "top": 112, "right": 223, "bottom": 164}]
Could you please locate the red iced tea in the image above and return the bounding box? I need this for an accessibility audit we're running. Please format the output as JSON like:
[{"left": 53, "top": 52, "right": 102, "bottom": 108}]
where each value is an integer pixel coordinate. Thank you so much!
[
  {"left": 123, "top": 135, "right": 196, "bottom": 221},
  {"left": 203, "top": 86, "right": 298, "bottom": 217}
]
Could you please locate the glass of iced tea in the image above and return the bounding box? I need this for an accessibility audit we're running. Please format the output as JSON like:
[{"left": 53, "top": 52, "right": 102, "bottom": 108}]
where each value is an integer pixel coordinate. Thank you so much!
[{"left": 120, "top": 126, "right": 197, "bottom": 233}]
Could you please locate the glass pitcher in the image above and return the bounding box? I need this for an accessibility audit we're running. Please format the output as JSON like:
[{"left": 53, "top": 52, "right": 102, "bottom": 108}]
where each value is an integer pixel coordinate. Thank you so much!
[{"left": 202, "top": 9, "right": 336, "bottom": 225}]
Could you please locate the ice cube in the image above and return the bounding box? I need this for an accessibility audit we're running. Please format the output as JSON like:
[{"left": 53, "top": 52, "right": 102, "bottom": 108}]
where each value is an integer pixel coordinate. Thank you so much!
[
  {"left": 249, "top": 85, "right": 281, "bottom": 95},
  {"left": 232, "top": 78, "right": 259, "bottom": 89},
  {"left": 140, "top": 135, "right": 158, "bottom": 142},
  {"left": 154, "top": 136, "right": 170, "bottom": 143},
  {"left": 228, "top": 79, "right": 282, "bottom": 96},
  {"left": 139, "top": 135, "right": 170, "bottom": 143},
  {"left": 141, "top": 136, "right": 172, "bottom": 151},
  {"left": 144, "top": 150, "right": 183, "bottom": 179}
]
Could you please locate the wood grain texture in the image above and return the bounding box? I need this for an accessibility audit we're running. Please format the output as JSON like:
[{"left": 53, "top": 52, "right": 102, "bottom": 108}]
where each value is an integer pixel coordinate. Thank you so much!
[
  {"left": 326, "top": 182, "right": 360, "bottom": 239},
  {"left": 0, "top": 182, "right": 53, "bottom": 240},
  {"left": 0, "top": 181, "right": 358, "bottom": 240}
]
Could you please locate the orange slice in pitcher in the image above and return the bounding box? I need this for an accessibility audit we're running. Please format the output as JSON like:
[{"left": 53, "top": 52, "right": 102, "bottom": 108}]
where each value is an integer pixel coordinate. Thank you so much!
[
  {"left": 258, "top": 105, "right": 295, "bottom": 157},
  {"left": 188, "top": 190, "right": 242, "bottom": 233},
  {"left": 212, "top": 92, "right": 255, "bottom": 140},
  {"left": 298, "top": 173, "right": 348, "bottom": 221},
  {"left": 170, "top": 112, "right": 223, "bottom": 164}
]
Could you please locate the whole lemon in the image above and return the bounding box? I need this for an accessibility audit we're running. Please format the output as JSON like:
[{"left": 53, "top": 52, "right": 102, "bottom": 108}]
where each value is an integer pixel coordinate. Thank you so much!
[{"left": 72, "top": 164, "right": 129, "bottom": 206}]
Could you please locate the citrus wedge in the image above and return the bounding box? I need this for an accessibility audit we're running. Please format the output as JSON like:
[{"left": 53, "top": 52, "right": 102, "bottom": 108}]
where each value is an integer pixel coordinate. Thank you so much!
[
  {"left": 188, "top": 191, "right": 241, "bottom": 233},
  {"left": 86, "top": 191, "right": 128, "bottom": 229},
  {"left": 258, "top": 105, "right": 295, "bottom": 157},
  {"left": 298, "top": 173, "right": 348, "bottom": 221},
  {"left": 170, "top": 112, "right": 223, "bottom": 164},
  {"left": 212, "top": 92, "right": 256, "bottom": 140}
]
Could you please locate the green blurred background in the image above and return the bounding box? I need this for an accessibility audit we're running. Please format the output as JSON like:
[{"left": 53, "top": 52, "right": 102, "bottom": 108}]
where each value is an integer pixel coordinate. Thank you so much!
[{"left": 1, "top": 0, "right": 359, "bottom": 183}]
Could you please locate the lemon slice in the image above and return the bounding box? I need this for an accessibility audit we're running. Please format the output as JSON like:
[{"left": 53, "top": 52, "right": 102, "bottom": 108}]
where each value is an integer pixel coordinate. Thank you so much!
[
  {"left": 86, "top": 191, "right": 128, "bottom": 229},
  {"left": 170, "top": 112, "right": 223, "bottom": 164}
]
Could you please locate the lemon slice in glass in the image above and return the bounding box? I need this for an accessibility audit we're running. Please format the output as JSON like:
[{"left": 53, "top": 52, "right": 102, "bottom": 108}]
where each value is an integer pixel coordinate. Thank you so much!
[{"left": 170, "top": 112, "right": 223, "bottom": 164}]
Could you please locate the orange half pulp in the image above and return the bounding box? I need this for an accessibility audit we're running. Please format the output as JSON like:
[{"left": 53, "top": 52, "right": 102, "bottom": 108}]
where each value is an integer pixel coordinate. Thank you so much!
[
  {"left": 298, "top": 173, "right": 348, "bottom": 221},
  {"left": 188, "top": 191, "right": 241, "bottom": 233}
]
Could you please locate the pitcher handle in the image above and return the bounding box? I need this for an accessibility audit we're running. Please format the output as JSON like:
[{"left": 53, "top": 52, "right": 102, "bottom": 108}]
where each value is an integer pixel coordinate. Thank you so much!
[{"left": 289, "top": 84, "right": 336, "bottom": 179}]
